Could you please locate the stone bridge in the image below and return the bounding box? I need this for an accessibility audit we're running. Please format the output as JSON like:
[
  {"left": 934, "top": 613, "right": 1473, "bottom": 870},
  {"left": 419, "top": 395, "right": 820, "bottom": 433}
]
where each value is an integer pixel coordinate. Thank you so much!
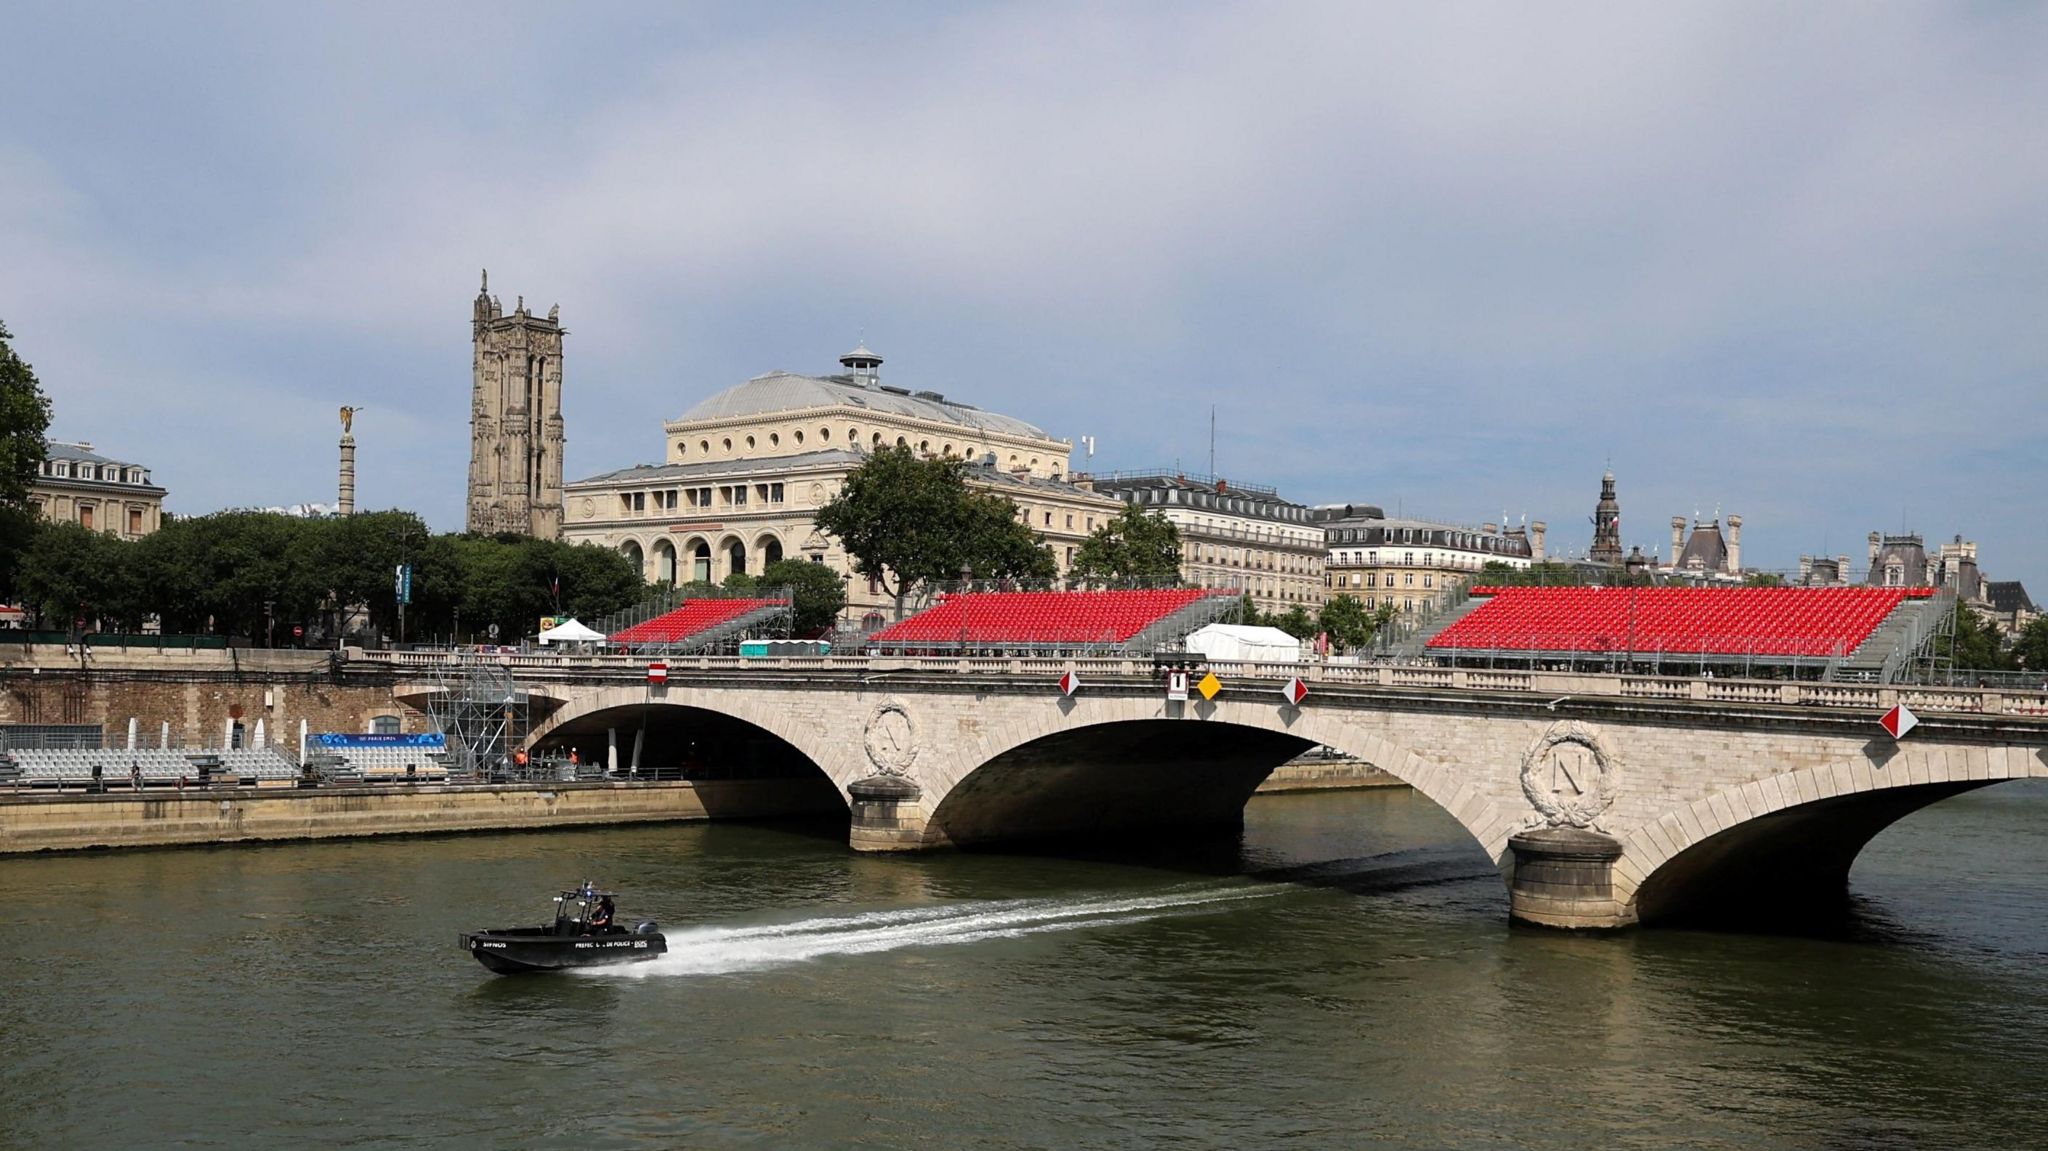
[{"left": 377, "top": 652, "right": 2048, "bottom": 930}]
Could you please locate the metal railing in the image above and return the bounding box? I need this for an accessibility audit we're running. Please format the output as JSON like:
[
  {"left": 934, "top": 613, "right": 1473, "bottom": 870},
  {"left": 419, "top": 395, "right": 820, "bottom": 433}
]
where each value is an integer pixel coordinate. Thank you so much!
[{"left": 342, "top": 648, "right": 2048, "bottom": 717}]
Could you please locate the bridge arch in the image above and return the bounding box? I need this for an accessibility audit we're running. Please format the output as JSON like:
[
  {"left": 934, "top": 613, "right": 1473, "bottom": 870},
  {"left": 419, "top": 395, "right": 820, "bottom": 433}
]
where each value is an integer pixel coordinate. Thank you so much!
[
  {"left": 522, "top": 687, "right": 851, "bottom": 812},
  {"left": 913, "top": 695, "right": 1520, "bottom": 870},
  {"left": 1616, "top": 744, "right": 2045, "bottom": 926}
]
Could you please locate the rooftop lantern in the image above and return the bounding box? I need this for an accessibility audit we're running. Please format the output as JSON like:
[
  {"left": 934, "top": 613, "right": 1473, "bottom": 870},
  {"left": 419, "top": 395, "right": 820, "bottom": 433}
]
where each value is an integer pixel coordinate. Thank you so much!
[{"left": 840, "top": 343, "right": 883, "bottom": 387}]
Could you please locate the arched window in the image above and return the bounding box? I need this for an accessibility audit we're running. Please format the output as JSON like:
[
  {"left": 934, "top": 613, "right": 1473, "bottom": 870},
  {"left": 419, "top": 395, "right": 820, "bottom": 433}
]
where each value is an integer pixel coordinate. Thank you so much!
[
  {"left": 370, "top": 715, "right": 401, "bottom": 735},
  {"left": 745, "top": 435, "right": 756, "bottom": 449}
]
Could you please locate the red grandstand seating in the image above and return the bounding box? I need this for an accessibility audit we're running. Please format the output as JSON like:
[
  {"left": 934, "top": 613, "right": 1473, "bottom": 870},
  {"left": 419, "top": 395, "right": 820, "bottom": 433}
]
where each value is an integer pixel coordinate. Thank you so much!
[
  {"left": 1427, "top": 586, "right": 1931, "bottom": 658},
  {"left": 868, "top": 589, "right": 1226, "bottom": 649},
  {"left": 611, "top": 598, "right": 785, "bottom": 647}
]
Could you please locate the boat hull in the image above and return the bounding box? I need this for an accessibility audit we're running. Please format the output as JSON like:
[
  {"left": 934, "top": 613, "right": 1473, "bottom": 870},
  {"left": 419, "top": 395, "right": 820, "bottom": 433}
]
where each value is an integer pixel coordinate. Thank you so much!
[{"left": 458, "top": 928, "right": 667, "bottom": 974}]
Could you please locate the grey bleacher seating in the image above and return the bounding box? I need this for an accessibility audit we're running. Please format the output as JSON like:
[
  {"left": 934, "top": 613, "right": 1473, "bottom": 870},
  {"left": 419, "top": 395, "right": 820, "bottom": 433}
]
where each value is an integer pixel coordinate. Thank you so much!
[{"left": 6, "top": 746, "right": 300, "bottom": 787}]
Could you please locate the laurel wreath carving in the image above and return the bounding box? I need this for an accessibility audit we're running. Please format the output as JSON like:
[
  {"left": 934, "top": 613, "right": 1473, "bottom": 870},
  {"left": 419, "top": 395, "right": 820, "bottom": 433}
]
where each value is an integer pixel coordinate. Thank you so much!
[
  {"left": 1519, "top": 720, "right": 1621, "bottom": 830},
  {"left": 863, "top": 700, "right": 919, "bottom": 776}
]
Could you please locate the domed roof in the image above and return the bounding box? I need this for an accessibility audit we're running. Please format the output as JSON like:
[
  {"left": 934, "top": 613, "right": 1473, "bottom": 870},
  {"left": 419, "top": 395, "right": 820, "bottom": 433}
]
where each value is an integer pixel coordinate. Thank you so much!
[{"left": 676, "top": 371, "right": 1052, "bottom": 441}]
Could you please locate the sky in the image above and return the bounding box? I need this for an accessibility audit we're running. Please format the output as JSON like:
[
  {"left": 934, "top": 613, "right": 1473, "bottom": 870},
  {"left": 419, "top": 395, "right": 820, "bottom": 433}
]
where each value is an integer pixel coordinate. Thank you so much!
[{"left": 3, "top": 2, "right": 2044, "bottom": 582}]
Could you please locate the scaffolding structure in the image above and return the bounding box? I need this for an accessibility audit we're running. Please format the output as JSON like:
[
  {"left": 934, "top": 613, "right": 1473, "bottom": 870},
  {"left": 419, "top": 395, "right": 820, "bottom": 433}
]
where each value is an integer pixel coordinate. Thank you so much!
[{"left": 423, "top": 652, "right": 530, "bottom": 780}]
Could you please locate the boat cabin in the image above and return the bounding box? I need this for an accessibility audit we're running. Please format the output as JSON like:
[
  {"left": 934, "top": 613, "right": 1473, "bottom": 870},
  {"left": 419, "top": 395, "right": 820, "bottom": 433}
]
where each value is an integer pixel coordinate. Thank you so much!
[{"left": 551, "top": 887, "right": 617, "bottom": 935}]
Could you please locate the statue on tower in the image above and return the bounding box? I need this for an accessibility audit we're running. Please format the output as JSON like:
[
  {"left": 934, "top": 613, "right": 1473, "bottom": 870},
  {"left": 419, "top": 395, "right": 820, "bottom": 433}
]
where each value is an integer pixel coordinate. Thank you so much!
[{"left": 339, "top": 405, "right": 362, "bottom": 435}]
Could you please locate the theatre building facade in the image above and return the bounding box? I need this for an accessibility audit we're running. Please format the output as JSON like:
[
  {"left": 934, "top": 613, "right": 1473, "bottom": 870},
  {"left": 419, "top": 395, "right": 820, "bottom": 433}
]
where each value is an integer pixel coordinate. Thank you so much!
[{"left": 561, "top": 346, "right": 1122, "bottom": 624}]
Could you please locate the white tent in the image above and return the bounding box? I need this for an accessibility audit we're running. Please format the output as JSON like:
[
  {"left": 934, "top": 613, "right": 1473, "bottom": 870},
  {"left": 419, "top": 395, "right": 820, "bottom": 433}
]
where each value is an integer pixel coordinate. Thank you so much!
[
  {"left": 1185, "top": 624, "right": 1303, "bottom": 663},
  {"left": 537, "top": 618, "right": 607, "bottom": 645}
]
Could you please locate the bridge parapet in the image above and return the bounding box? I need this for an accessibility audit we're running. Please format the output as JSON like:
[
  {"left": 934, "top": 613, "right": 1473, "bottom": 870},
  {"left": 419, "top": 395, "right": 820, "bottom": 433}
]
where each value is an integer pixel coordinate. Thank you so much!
[{"left": 347, "top": 650, "right": 2048, "bottom": 718}]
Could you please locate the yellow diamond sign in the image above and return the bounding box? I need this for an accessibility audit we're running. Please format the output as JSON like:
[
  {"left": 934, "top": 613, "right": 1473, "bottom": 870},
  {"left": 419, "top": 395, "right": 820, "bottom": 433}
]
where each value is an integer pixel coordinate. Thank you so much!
[{"left": 1196, "top": 671, "right": 1222, "bottom": 701}]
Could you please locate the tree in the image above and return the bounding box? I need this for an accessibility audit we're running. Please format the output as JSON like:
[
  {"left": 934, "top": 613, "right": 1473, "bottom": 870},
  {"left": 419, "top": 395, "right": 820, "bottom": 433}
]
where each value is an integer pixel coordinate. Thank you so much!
[
  {"left": 1950, "top": 602, "right": 2014, "bottom": 673},
  {"left": 1271, "top": 604, "right": 1316, "bottom": 639},
  {"left": 760, "top": 558, "right": 849, "bottom": 635},
  {"left": 2012, "top": 616, "right": 2048, "bottom": 678},
  {"left": 1318, "top": 593, "right": 1377, "bottom": 652},
  {"left": 956, "top": 490, "right": 1057, "bottom": 582},
  {"left": 16, "top": 522, "right": 141, "bottom": 631},
  {"left": 0, "top": 320, "right": 53, "bottom": 511},
  {"left": 815, "top": 446, "right": 972, "bottom": 605},
  {"left": 1742, "top": 572, "right": 1786, "bottom": 587},
  {"left": 815, "top": 445, "right": 1055, "bottom": 610},
  {"left": 1071, "top": 504, "right": 1182, "bottom": 586}
]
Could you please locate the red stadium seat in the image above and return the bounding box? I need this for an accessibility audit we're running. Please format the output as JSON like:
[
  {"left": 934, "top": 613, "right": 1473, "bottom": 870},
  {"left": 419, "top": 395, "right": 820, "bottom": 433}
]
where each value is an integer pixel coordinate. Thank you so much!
[
  {"left": 611, "top": 599, "right": 785, "bottom": 646},
  {"left": 869, "top": 589, "right": 1226, "bottom": 649},
  {"left": 1425, "top": 587, "right": 1918, "bottom": 658}
]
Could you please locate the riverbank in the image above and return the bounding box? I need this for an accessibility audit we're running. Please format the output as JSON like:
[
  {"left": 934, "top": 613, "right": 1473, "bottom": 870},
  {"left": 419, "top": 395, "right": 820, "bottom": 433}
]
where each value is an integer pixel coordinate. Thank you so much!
[
  {"left": 0, "top": 758, "right": 1403, "bottom": 855},
  {"left": 0, "top": 779, "right": 838, "bottom": 854},
  {"left": 1257, "top": 756, "right": 1404, "bottom": 792}
]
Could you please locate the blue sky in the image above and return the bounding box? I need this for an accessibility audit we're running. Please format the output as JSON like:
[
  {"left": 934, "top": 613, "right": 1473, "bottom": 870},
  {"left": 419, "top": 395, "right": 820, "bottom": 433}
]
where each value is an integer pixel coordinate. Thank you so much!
[{"left": 3, "top": 2, "right": 2043, "bottom": 582}]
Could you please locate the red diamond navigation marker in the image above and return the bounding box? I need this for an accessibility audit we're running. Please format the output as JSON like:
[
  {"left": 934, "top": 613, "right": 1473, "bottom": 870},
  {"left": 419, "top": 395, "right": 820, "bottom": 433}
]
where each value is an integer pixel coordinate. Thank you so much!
[
  {"left": 647, "top": 661, "right": 669, "bottom": 686},
  {"left": 1281, "top": 676, "right": 1309, "bottom": 706},
  {"left": 1880, "top": 703, "right": 1917, "bottom": 740},
  {"left": 1058, "top": 670, "right": 1081, "bottom": 697}
]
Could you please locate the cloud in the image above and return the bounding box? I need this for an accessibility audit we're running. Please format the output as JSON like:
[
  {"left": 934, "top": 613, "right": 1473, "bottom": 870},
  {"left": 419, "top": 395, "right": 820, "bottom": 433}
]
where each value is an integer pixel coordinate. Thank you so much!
[{"left": 2, "top": 2, "right": 2044, "bottom": 580}]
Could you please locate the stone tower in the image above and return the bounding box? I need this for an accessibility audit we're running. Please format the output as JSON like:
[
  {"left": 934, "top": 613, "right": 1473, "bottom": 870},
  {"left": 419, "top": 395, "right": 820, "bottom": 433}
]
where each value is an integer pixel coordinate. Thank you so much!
[
  {"left": 1589, "top": 471, "right": 1623, "bottom": 565},
  {"left": 467, "top": 271, "right": 565, "bottom": 538}
]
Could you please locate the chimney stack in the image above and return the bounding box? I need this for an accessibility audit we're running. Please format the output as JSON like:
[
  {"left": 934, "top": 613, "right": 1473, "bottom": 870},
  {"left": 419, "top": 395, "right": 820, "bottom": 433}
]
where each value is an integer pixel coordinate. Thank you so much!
[
  {"left": 1671, "top": 517, "right": 1687, "bottom": 566},
  {"left": 1531, "top": 521, "right": 1547, "bottom": 562},
  {"left": 1868, "top": 531, "right": 1882, "bottom": 568},
  {"left": 1726, "top": 514, "right": 1742, "bottom": 574}
]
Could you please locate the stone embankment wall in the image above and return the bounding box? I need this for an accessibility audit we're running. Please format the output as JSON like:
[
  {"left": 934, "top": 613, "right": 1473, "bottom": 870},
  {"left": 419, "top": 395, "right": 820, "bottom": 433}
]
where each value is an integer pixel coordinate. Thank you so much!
[
  {"left": 1258, "top": 756, "right": 1403, "bottom": 792},
  {"left": 0, "top": 780, "right": 837, "bottom": 854},
  {"left": 0, "top": 646, "right": 417, "bottom": 745}
]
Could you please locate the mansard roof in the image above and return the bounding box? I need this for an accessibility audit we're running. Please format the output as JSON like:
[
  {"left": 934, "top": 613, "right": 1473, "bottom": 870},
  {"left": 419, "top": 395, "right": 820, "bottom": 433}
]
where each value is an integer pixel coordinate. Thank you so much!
[
  {"left": 1676, "top": 522, "right": 1729, "bottom": 571},
  {"left": 568, "top": 449, "right": 864, "bottom": 488},
  {"left": 676, "top": 371, "right": 1054, "bottom": 442}
]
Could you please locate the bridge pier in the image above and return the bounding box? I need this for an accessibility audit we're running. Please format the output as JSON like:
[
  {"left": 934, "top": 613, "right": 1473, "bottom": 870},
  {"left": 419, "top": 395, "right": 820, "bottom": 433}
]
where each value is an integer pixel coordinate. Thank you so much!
[
  {"left": 847, "top": 775, "right": 929, "bottom": 852},
  {"left": 1508, "top": 827, "right": 1632, "bottom": 930}
]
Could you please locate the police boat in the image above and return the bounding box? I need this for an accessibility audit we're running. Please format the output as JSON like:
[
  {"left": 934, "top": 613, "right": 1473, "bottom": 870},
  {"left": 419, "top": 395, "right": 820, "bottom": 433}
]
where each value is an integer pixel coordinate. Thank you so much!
[{"left": 458, "top": 883, "right": 667, "bottom": 974}]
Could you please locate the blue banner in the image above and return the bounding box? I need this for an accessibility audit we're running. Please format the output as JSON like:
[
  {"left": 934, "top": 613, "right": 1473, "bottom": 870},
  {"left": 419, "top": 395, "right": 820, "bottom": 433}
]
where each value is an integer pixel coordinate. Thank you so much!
[{"left": 312, "top": 733, "right": 446, "bottom": 748}]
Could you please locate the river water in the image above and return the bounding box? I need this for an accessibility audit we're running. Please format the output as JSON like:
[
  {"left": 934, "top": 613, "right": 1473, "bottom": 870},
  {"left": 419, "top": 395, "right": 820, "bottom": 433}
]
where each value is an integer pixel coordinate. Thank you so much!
[{"left": 2, "top": 782, "right": 2044, "bottom": 1150}]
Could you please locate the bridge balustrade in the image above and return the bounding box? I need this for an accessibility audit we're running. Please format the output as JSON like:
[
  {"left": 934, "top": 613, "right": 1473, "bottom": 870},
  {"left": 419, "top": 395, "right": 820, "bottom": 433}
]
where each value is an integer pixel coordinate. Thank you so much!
[{"left": 357, "top": 648, "right": 2048, "bottom": 717}]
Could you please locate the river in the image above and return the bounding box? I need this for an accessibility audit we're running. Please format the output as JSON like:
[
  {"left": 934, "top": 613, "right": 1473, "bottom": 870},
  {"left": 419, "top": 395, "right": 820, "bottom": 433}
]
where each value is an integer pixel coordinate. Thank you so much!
[{"left": 2, "top": 782, "right": 2043, "bottom": 1149}]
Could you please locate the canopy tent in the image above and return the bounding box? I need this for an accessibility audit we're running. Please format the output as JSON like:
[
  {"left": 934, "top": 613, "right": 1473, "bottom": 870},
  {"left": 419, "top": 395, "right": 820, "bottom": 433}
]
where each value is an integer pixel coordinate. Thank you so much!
[
  {"left": 1185, "top": 623, "right": 1303, "bottom": 663},
  {"left": 537, "top": 618, "right": 607, "bottom": 645}
]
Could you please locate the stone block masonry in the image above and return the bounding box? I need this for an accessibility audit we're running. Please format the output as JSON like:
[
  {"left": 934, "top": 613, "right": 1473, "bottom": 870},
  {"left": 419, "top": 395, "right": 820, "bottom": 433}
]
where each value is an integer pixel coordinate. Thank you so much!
[
  {"left": 1, "top": 649, "right": 421, "bottom": 747},
  {"left": 0, "top": 780, "right": 838, "bottom": 854}
]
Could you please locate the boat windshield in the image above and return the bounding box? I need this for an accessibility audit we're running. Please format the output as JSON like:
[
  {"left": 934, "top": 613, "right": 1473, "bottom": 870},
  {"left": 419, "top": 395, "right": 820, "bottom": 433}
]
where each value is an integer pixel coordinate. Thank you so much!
[{"left": 554, "top": 896, "right": 592, "bottom": 926}]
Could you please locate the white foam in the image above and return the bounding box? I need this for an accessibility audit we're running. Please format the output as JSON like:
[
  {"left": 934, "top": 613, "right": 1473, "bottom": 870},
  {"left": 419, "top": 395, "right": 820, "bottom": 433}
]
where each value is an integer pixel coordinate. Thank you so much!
[{"left": 590, "top": 884, "right": 1277, "bottom": 978}]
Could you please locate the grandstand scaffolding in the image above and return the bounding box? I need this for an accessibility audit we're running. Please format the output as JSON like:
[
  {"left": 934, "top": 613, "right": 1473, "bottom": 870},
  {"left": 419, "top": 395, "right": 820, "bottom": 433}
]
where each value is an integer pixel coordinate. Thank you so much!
[
  {"left": 866, "top": 586, "right": 1239, "bottom": 656},
  {"left": 424, "top": 652, "right": 529, "bottom": 780},
  {"left": 598, "top": 585, "right": 795, "bottom": 656}
]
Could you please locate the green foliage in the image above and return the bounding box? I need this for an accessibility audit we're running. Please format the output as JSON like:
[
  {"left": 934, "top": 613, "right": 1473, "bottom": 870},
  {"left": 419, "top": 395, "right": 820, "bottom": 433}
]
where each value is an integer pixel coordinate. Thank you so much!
[
  {"left": 16, "top": 522, "right": 140, "bottom": 631},
  {"left": 1317, "top": 593, "right": 1377, "bottom": 651},
  {"left": 1950, "top": 603, "right": 2015, "bottom": 672},
  {"left": 760, "top": 558, "right": 849, "bottom": 635},
  {"left": 0, "top": 320, "right": 53, "bottom": 510},
  {"left": 1271, "top": 605, "right": 1316, "bottom": 639},
  {"left": 2012, "top": 616, "right": 2048, "bottom": 676},
  {"left": 0, "top": 505, "right": 37, "bottom": 603},
  {"left": 1071, "top": 504, "right": 1182, "bottom": 586},
  {"left": 958, "top": 490, "right": 1058, "bottom": 582},
  {"left": 815, "top": 445, "right": 1055, "bottom": 603},
  {"left": 1742, "top": 572, "right": 1786, "bottom": 587},
  {"left": 10, "top": 509, "right": 644, "bottom": 644}
]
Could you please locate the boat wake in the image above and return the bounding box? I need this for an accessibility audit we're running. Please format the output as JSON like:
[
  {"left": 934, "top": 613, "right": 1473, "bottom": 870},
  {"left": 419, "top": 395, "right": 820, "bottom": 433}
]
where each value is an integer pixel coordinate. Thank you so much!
[{"left": 589, "top": 884, "right": 1279, "bottom": 978}]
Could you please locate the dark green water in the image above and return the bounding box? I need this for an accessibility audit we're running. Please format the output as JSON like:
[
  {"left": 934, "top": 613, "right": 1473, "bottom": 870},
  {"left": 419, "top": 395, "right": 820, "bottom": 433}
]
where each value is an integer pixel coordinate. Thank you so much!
[{"left": 2, "top": 782, "right": 2044, "bottom": 1150}]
